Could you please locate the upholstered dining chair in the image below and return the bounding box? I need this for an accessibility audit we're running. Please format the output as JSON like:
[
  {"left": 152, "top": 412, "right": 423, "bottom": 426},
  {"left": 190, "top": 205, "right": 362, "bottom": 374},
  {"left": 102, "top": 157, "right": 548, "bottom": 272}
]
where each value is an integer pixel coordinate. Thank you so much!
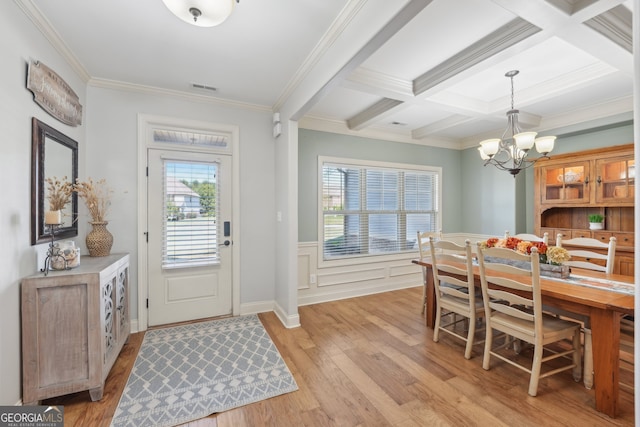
[
  {"left": 477, "top": 243, "right": 582, "bottom": 396},
  {"left": 552, "top": 234, "right": 617, "bottom": 389},
  {"left": 417, "top": 230, "right": 442, "bottom": 314},
  {"left": 429, "top": 238, "right": 484, "bottom": 359}
]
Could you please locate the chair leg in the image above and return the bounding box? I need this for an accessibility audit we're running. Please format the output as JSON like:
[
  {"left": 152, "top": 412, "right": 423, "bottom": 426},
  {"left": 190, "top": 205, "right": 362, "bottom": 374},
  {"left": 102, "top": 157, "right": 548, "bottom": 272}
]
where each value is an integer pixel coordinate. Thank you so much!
[
  {"left": 433, "top": 305, "right": 441, "bottom": 343},
  {"left": 583, "top": 328, "right": 593, "bottom": 388},
  {"left": 421, "top": 282, "right": 426, "bottom": 314},
  {"left": 528, "top": 345, "right": 544, "bottom": 397},
  {"left": 573, "top": 328, "right": 582, "bottom": 382},
  {"left": 482, "top": 327, "right": 492, "bottom": 370},
  {"left": 464, "top": 315, "right": 476, "bottom": 360},
  {"left": 513, "top": 337, "right": 521, "bottom": 354}
]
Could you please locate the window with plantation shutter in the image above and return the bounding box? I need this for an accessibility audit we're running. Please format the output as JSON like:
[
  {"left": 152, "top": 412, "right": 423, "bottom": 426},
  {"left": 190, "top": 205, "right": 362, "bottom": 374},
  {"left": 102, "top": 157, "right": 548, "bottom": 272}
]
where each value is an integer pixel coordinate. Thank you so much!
[
  {"left": 321, "top": 157, "right": 440, "bottom": 261},
  {"left": 163, "top": 160, "right": 219, "bottom": 268}
]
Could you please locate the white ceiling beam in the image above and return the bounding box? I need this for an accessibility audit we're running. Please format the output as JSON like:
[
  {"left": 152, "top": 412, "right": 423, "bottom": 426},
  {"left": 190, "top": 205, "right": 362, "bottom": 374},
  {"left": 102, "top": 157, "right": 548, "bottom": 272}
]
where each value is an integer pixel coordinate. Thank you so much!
[
  {"left": 346, "top": 98, "right": 404, "bottom": 130},
  {"left": 584, "top": 5, "right": 633, "bottom": 52},
  {"left": 492, "top": 0, "right": 633, "bottom": 76},
  {"left": 290, "top": 0, "right": 435, "bottom": 121},
  {"left": 342, "top": 68, "right": 414, "bottom": 101},
  {"left": 412, "top": 18, "right": 541, "bottom": 96}
]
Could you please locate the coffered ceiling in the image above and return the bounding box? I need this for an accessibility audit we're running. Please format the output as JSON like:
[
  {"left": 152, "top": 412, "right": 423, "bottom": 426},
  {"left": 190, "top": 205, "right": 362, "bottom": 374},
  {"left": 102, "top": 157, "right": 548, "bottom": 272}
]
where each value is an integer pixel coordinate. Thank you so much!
[{"left": 24, "top": 0, "right": 635, "bottom": 149}]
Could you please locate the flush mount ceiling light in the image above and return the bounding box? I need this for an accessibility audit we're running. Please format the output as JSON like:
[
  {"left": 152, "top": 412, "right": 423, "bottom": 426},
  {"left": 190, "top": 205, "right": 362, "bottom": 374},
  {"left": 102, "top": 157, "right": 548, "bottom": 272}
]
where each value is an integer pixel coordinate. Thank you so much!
[
  {"left": 477, "top": 70, "right": 556, "bottom": 177},
  {"left": 162, "top": 0, "right": 239, "bottom": 27}
]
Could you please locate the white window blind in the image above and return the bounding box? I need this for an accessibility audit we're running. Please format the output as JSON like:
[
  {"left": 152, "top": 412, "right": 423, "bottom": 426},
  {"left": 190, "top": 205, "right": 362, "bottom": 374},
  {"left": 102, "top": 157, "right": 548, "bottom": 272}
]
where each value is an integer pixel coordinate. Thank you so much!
[
  {"left": 163, "top": 160, "right": 219, "bottom": 268},
  {"left": 322, "top": 160, "right": 439, "bottom": 260}
]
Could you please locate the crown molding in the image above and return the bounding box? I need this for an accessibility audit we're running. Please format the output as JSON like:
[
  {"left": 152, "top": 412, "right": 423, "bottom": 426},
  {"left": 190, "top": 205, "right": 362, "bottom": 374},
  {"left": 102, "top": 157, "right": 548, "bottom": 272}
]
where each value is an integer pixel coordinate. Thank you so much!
[
  {"left": 458, "top": 95, "right": 634, "bottom": 149},
  {"left": 488, "top": 63, "right": 617, "bottom": 112},
  {"left": 15, "top": 0, "right": 91, "bottom": 83},
  {"left": 299, "top": 115, "right": 460, "bottom": 149},
  {"left": 88, "top": 78, "right": 271, "bottom": 113},
  {"left": 411, "top": 115, "right": 476, "bottom": 140},
  {"left": 272, "top": 0, "right": 368, "bottom": 112},
  {"left": 538, "top": 95, "right": 633, "bottom": 131}
]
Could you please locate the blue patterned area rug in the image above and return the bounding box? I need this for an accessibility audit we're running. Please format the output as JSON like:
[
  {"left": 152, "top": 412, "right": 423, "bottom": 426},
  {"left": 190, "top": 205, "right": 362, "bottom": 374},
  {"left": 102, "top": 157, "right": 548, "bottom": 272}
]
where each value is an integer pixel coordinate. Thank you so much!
[{"left": 111, "top": 314, "right": 298, "bottom": 427}]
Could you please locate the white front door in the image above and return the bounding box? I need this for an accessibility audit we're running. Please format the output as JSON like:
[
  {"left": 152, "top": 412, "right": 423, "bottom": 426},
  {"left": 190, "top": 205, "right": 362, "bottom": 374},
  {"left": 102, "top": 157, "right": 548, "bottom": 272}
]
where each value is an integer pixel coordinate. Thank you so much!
[{"left": 147, "top": 149, "right": 233, "bottom": 326}]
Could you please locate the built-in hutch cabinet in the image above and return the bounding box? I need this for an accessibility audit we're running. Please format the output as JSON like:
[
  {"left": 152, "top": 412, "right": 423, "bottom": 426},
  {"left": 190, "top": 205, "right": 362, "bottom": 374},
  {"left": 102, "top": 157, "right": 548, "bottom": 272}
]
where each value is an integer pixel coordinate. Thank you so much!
[
  {"left": 21, "top": 253, "right": 130, "bottom": 405},
  {"left": 534, "top": 144, "right": 634, "bottom": 276}
]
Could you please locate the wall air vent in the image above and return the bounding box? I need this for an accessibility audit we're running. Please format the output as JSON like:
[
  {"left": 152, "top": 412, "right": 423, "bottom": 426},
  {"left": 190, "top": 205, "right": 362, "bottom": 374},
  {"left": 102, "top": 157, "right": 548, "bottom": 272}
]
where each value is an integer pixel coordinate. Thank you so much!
[{"left": 191, "top": 83, "right": 217, "bottom": 92}]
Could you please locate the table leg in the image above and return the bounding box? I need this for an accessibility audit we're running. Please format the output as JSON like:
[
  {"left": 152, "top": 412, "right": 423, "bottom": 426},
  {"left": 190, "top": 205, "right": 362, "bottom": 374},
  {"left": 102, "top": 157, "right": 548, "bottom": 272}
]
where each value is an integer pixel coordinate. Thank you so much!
[
  {"left": 589, "top": 307, "right": 621, "bottom": 418},
  {"left": 425, "top": 265, "right": 436, "bottom": 328}
]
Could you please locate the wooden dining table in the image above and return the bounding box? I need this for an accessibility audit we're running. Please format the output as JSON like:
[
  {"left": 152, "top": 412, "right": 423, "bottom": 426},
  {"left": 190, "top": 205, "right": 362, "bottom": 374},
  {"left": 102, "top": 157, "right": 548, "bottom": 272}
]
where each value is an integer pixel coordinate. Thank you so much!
[{"left": 413, "top": 257, "right": 634, "bottom": 418}]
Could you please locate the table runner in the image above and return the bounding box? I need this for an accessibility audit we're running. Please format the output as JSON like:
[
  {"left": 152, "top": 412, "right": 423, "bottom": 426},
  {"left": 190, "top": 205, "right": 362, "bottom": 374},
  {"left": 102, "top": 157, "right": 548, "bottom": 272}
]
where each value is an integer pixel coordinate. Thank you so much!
[{"left": 544, "top": 273, "right": 634, "bottom": 295}]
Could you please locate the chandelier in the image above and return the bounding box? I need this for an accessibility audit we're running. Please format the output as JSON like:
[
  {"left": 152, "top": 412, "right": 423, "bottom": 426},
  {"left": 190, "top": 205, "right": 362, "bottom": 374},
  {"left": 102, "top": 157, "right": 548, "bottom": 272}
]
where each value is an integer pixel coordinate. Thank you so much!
[
  {"left": 162, "top": 0, "right": 239, "bottom": 27},
  {"left": 477, "top": 70, "right": 556, "bottom": 176}
]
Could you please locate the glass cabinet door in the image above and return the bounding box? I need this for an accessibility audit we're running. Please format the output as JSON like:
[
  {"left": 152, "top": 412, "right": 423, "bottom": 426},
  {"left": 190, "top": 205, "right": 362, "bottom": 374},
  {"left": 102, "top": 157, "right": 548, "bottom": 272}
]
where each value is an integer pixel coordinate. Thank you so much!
[
  {"left": 596, "top": 156, "right": 635, "bottom": 203},
  {"left": 540, "top": 162, "right": 590, "bottom": 204}
]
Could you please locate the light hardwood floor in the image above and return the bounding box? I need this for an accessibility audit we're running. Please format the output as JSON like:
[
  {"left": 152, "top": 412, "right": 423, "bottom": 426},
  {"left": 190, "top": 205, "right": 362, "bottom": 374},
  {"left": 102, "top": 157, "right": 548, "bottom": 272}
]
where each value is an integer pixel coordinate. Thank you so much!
[{"left": 44, "top": 287, "right": 634, "bottom": 426}]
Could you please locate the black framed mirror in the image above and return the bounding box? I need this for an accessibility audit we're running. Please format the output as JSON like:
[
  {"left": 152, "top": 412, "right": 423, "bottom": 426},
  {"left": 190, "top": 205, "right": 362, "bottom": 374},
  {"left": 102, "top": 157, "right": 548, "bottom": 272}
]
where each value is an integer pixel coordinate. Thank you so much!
[{"left": 31, "top": 117, "right": 78, "bottom": 245}]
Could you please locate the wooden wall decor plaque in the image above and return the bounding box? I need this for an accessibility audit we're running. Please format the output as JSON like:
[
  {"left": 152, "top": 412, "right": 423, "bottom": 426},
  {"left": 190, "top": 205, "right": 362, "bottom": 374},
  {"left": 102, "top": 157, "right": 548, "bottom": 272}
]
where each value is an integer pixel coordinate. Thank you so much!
[{"left": 27, "top": 60, "right": 83, "bottom": 127}]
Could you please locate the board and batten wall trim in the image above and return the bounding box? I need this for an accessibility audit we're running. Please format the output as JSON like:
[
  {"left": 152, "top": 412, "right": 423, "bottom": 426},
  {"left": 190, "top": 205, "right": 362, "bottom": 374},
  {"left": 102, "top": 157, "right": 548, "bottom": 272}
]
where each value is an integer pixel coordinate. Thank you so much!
[{"left": 297, "top": 233, "right": 491, "bottom": 306}]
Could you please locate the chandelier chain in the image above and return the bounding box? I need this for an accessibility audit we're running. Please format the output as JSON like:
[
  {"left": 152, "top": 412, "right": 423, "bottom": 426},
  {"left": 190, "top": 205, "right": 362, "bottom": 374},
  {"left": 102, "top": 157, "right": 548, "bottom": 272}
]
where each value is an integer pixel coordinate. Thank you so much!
[{"left": 510, "top": 74, "right": 515, "bottom": 111}]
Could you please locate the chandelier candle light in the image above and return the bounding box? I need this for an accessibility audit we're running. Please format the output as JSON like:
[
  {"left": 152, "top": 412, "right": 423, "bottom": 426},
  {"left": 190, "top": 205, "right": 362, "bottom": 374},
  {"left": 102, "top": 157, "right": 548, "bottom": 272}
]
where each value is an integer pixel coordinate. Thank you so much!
[{"left": 477, "top": 70, "right": 556, "bottom": 176}]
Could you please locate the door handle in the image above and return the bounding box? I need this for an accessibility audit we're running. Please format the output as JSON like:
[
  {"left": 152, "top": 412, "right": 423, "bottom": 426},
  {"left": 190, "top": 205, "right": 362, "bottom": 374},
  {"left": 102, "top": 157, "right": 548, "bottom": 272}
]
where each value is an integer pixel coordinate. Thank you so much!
[{"left": 219, "top": 240, "right": 231, "bottom": 247}]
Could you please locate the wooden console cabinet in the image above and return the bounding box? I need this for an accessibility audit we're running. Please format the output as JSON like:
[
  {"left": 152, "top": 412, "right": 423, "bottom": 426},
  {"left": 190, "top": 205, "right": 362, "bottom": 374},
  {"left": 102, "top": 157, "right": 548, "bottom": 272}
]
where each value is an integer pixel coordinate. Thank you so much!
[
  {"left": 21, "top": 253, "right": 130, "bottom": 405},
  {"left": 534, "top": 144, "right": 634, "bottom": 275}
]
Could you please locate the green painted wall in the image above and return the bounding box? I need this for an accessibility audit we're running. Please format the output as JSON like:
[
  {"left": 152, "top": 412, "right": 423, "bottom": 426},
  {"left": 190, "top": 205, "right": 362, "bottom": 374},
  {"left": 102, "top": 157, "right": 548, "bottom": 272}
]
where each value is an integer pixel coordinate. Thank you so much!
[
  {"left": 299, "top": 123, "right": 634, "bottom": 241},
  {"left": 461, "top": 121, "right": 634, "bottom": 234}
]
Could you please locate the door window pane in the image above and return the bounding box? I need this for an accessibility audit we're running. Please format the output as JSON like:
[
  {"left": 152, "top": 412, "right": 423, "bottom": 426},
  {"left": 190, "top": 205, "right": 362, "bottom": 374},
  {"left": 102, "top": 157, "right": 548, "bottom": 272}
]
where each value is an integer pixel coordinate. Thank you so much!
[{"left": 163, "top": 161, "right": 219, "bottom": 268}]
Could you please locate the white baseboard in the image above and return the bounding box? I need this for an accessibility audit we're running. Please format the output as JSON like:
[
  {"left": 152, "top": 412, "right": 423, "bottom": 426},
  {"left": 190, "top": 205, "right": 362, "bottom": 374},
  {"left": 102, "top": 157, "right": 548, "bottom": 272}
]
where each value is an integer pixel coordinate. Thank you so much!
[
  {"left": 240, "top": 300, "right": 276, "bottom": 316},
  {"left": 273, "top": 301, "right": 301, "bottom": 329},
  {"left": 298, "top": 282, "right": 421, "bottom": 307}
]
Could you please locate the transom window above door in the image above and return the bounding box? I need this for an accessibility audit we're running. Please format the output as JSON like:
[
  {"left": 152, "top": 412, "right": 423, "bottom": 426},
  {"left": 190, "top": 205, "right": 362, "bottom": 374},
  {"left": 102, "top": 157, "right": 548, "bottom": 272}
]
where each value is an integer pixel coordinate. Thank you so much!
[{"left": 153, "top": 129, "right": 229, "bottom": 149}]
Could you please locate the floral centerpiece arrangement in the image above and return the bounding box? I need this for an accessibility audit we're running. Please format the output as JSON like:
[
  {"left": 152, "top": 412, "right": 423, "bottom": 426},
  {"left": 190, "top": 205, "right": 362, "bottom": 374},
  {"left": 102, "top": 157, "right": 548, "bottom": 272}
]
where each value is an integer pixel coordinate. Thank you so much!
[
  {"left": 480, "top": 236, "right": 571, "bottom": 278},
  {"left": 74, "top": 177, "right": 114, "bottom": 257}
]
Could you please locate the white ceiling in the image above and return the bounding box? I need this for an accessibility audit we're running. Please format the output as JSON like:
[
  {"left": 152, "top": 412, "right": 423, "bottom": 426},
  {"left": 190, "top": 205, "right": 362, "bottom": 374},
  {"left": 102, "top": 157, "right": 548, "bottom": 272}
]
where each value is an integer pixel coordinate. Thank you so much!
[{"left": 26, "top": 0, "right": 635, "bottom": 150}]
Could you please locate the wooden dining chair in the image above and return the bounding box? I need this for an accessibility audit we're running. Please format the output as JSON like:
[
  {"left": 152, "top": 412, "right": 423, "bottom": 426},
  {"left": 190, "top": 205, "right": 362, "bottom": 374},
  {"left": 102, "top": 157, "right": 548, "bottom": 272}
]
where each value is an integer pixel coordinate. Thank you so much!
[
  {"left": 554, "top": 234, "right": 617, "bottom": 389},
  {"left": 477, "top": 243, "right": 582, "bottom": 396},
  {"left": 429, "top": 238, "right": 484, "bottom": 359},
  {"left": 504, "top": 231, "right": 549, "bottom": 245},
  {"left": 417, "top": 230, "right": 442, "bottom": 314},
  {"left": 556, "top": 235, "right": 616, "bottom": 274}
]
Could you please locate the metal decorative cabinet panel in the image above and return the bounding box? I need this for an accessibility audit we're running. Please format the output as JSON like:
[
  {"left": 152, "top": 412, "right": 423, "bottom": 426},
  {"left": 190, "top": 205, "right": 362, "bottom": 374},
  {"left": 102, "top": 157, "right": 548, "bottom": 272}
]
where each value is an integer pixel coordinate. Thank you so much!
[{"left": 21, "top": 253, "right": 130, "bottom": 405}]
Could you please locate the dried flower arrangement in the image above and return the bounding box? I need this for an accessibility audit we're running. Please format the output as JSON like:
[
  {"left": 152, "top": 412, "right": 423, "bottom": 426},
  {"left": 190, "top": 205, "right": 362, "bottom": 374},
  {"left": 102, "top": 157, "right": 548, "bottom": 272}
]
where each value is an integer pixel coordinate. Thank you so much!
[
  {"left": 74, "top": 177, "right": 112, "bottom": 222},
  {"left": 45, "top": 176, "right": 74, "bottom": 211}
]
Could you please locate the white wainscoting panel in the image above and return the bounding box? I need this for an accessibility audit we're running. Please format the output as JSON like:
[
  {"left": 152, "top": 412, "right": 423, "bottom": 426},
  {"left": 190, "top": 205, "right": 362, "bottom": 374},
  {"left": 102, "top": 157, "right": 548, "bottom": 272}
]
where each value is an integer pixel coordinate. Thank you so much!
[{"left": 297, "top": 233, "right": 491, "bottom": 307}]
